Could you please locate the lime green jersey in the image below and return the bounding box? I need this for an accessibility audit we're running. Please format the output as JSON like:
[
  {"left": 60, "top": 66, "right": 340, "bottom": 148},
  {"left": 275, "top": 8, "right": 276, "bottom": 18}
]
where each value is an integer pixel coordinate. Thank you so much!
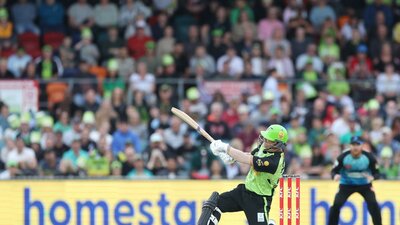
[{"left": 245, "top": 145, "right": 285, "bottom": 196}]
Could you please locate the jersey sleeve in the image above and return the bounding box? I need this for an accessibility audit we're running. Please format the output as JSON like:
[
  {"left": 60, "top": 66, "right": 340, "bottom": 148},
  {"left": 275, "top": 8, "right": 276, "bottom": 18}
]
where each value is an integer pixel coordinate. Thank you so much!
[
  {"left": 252, "top": 153, "right": 281, "bottom": 173},
  {"left": 366, "top": 152, "right": 380, "bottom": 180},
  {"left": 331, "top": 152, "right": 346, "bottom": 179}
]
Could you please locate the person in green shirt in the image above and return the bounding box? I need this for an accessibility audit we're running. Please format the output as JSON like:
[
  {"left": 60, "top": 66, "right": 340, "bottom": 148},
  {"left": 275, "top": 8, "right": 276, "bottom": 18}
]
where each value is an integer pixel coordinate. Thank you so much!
[{"left": 198, "top": 124, "right": 287, "bottom": 225}]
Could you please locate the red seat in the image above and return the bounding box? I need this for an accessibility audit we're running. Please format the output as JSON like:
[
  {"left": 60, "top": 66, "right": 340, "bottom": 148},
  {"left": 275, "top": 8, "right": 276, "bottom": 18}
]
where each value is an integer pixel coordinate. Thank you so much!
[
  {"left": 43, "top": 32, "right": 65, "bottom": 50},
  {"left": 18, "top": 32, "right": 40, "bottom": 58}
]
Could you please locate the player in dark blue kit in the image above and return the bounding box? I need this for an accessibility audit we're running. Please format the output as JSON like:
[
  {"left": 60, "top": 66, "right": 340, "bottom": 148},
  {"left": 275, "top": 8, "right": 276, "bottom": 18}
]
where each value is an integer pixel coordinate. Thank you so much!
[{"left": 328, "top": 136, "right": 382, "bottom": 225}]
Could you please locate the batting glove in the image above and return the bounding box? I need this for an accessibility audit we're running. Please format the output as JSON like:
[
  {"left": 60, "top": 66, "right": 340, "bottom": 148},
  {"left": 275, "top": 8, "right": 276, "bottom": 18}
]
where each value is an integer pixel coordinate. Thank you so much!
[
  {"left": 219, "top": 152, "right": 236, "bottom": 164},
  {"left": 210, "top": 140, "right": 229, "bottom": 155}
]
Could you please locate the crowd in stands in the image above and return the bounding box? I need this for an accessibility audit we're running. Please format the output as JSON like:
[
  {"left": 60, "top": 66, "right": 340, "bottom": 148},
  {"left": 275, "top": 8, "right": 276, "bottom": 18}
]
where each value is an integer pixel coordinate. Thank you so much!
[{"left": 0, "top": 0, "right": 400, "bottom": 180}]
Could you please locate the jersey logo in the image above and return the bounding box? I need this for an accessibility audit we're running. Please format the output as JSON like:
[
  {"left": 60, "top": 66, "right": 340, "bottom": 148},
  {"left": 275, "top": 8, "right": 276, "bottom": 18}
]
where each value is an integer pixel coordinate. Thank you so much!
[
  {"left": 256, "top": 159, "right": 263, "bottom": 167},
  {"left": 264, "top": 161, "right": 269, "bottom": 166},
  {"left": 278, "top": 131, "right": 284, "bottom": 140},
  {"left": 257, "top": 213, "right": 265, "bottom": 222},
  {"left": 344, "top": 164, "right": 352, "bottom": 169}
]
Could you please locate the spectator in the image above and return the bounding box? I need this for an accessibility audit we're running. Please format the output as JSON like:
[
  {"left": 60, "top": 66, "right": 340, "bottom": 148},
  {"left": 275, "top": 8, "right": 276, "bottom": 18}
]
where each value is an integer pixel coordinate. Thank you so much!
[
  {"left": 127, "top": 154, "right": 153, "bottom": 179},
  {"left": 151, "top": 12, "right": 169, "bottom": 41},
  {"left": 157, "top": 83, "right": 177, "bottom": 113},
  {"left": 34, "top": 45, "right": 63, "bottom": 80},
  {"left": 38, "top": 0, "right": 65, "bottom": 33},
  {"left": 190, "top": 147, "right": 216, "bottom": 179},
  {"left": 230, "top": 0, "right": 254, "bottom": 26},
  {"left": 80, "top": 127, "right": 96, "bottom": 151},
  {"left": 38, "top": 149, "right": 60, "bottom": 176},
  {"left": 156, "top": 26, "right": 175, "bottom": 59},
  {"left": 283, "top": 0, "right": 306, "bottom": 25},
  {"left": 146, "top": 147, "right": 168, "bottom": 176},
  {"left": 290, "top": 26, "right": 312, "bottom": 62},
  {"left": 127, "top": 106, "right": 147, "bottom": 146},
  {"left": 257, "top": 7, "right": 284, "bottom": 41},
  {"left": 236, "top": 120, "right": 258, "bottom": 152},
  {"left": 111, "top": 88, "right": 127, "bottom": 118},
  {"left": 0, "top": 8, "right": 13, "bottom": 42},
  {"left": 129, "top": 61, "right": 155, "bottom": 95},
  {"left": 74, "top": 29, "right": 100, "bottom": 66},
  {"left": 0, "top": 58, "right": 13, "bottom": 79},
  {"left": 21, "top": 61, "right": 37, "bottom": 79},
  {"left": 264, "top": 27, "right": 291, "bottom": 58},
  {"left": 296, "top": 43, "right": 324, "bottom": 73},
  {"left": 190, "top": 45, "right": 215, "bottom": 76},
  {"left": 318, "top": 34, "right": 340, "bottom": 65},
  {"left": 369, "top": 24, "right": 391, "bottom": 59},
  {"left": 340, "top": 15, "right": 367, "bottom": 41},
  {"left": 164, "top": 116, "right": 187, "bottom": 151},
  {"left": 373, "top": 41, "right": 400, "bottom": 72},
  {"left": 124, "top": 14, "right": 152, "bottom": 40},
  {"left": 116, "top": 47, "right": 135, "bottom": 79},
  {"left": 93, "top": 0, "right": 118, "bottom": 31},
  {"left": 208, "top": 29, "right": 227, "bottom": 61},
  {"left": 232, "top": 10, "right": 257, "bottom": 43},
  {"left": 127, "top": 20, "right": 153, "bottom": 59},
  {"left": 103, "top": 60, "right": 125, "bottom": 99},
  {"left": 11, "top": 0, "right": 39, "bottom": 34},
  {"left": 341, "top": 29, "right": 366, "bottom": 61},
  {"left": 59, "top": 136, "right": 89, "bottom": 175},
  {"left": 111, "top": 118, "right": 141, "bottom": 155},
  {"left": 216, "top": 46, "right": 244, "bottom": 78},
  {"left": 309, "top": 0, "right": 336, "bottom": 30},
  {"left": 85, "top": 148, "right": 110, "bottom": 177},
  {"left": 186, "top": 87, "right": 208, "bottom": 119},
  {"left": 119, "top": 0, "right": 152, "bottom": 29},
  {"left": 205, "top": 102, "right": 231, "bottom": 141},
  {"left": 376, "top": 127, "right": 400, "bottom": 155},
  {"left": 140, "top": 41, "right": 160, "bottom": 76},
  {"left": 347, "top": 44, "right": 373, "bottom": 76},
  {"left": 53, "top": 131, "right": 69, "bottom": 158},
  {"left": 95, "top": 99, "right": 118, "bottom": 131},
  {"left": 363, "top": 0, "right": 393, "bottom": 32},
  {"left": 307, "top": 117, "right": 326, "bottom": 146},
  {"left": 183, "top": 25, "right": 201, "bottom": 58},
  {"left": 1, "top": 135, "right": 14, "bottom": 165},
  {"left": 267, "top": 45, "right": 295, "bottom": 78},
  {"left": 120, "top": 144, "right": 137, "bottom": 175},
  {"left": 376, "top": 64, "right": 400, "bottom": 100},
  {"left": 210, "top": 159, "right": 225, "bottom": 179},
  {"left": 176, "top": 132, "right": 197, "bottom": 174},
  {"left": 7, "top": 134, "right": 37, "bottom": 175},
  {"left": 211, "top": 6, "right": 230, "bottom": 33},
  {"left": 99, "top": 27, "right": 124, "bottom": 63},
  {"left": 7, "top": 48, "right": 31, "bottom": 78},
  {"left": 67, "top": 0, "right": 94, "bottom": 31},
  {"left": 59, "top": 36, "right": 76, "bottom": 70}
]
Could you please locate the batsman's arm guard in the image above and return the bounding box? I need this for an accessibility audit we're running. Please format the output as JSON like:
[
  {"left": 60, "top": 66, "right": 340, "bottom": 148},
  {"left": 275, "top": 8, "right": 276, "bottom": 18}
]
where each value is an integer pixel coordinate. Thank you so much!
[{"left": 197, "top": 192, "right": 222, "bottom": 225}]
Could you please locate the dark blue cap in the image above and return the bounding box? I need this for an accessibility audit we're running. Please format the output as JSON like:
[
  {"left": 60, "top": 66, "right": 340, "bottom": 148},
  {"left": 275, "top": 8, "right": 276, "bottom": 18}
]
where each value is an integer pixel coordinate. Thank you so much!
[
  {"left": 357, "top": 44, "right": 368, "bottom": 54},
  {"left": 350, "top": 136, "right": 364, "bottom": 145}
]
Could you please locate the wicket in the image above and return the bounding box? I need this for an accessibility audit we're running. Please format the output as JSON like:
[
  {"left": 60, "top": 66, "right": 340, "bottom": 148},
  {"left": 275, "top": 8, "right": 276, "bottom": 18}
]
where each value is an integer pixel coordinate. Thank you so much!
[{"left": 279, "top": 175, "right": 300, "bottom": 225}]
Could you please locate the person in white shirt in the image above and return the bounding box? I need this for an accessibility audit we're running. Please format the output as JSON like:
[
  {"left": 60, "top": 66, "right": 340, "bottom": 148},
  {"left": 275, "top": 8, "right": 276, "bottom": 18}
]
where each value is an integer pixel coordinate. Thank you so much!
[
  {"left": 376, "top": 64, "right": 400, "bottom": 99},
  {"left": 119, "top": 0, "right": 152, "bottom": 28},
  {"left": 93, "top": 0, "right": 119, "bottom": 28},
  {"left": 217, "top": 47, "right": 244, "bottom": 78},
  {"left": 129, "top": 61, "right": 155, "bottom": 94},
  {"left": 7, "top": 48, "right": 32, "bottom": 78},
  {"left": 296, "top": 43, "right": 323, "bottom": 72},
  {"left": 7, "top": 135, "right": 37, "bottom": 172}
]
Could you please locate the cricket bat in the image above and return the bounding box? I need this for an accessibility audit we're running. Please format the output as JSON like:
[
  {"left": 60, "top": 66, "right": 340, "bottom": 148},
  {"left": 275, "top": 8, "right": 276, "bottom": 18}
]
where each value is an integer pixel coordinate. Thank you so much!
[{"left": 171, "top": 107, "right": 215, "bottom": 143}]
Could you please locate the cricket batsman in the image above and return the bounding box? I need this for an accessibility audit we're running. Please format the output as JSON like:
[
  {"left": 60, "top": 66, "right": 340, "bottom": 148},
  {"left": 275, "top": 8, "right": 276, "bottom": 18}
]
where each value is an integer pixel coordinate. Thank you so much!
[
  {"left": 197, "top": 124, "right": 288, "bottom": 225},
  {"left": 328, "top": 136, "right": 382, "bottom": 225}
]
